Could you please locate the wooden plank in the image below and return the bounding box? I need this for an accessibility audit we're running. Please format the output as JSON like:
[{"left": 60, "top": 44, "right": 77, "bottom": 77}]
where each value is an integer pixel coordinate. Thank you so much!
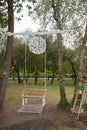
[
  {"left": 23, "top": 95, "right": 43, "bottom": 98},
  {"left": 17, "top": 104, "right": 43, "bottom": 113},
  {"left": 24, "top": 89, "right": 45, "bottom": 96},
  {"left": 71, "top": 108, "right": 87, "bottom": 114}
]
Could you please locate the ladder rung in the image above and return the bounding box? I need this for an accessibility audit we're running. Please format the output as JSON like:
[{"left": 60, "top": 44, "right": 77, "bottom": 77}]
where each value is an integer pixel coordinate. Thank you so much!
[
  {"left": 75, "top": 104, "right": 80, "bottom": 108},
  {"left": 76, "top": 99, "right": 81, "bottom": 101}
]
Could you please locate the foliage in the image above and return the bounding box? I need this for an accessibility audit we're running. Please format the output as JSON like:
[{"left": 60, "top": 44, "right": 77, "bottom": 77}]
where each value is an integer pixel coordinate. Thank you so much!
[
  {"left": 11, "top": 38, "right": 25, "bottom": 82},
  {"left": 0, "top": 1, "right": 8, "bottom": 27},
  {"left": 46, "top": 35, "right": 58, "bottom": 75},
  {"left": 63, "top": 47, "right": 78, "bottom": 76},
  {"left": 9, "top": 35, "right": 80, "bottom": 80},
  {"left": 0, "top": 0, "right": 27, "bottom": 27}
]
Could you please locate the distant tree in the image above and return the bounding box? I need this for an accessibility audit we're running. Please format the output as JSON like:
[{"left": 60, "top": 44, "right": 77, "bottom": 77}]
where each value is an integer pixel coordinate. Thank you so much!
[
  {"left": 12, "top": 39, "right": 25, "bottom": 83},
  {"left": 28, "top": 50, "right": 44, "bottom": 85},
  {"left": 46, "top": 36, "right": 58, "bottom": 84},
  {"left": 63, "top": 47, "right": 78, "bottom": 85}
]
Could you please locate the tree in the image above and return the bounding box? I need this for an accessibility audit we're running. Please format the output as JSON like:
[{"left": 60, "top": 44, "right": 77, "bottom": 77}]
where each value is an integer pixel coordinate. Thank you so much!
[
  {"left": 51, "top": 0, "right": 69, "bottom": 109},
  {"left": 43, "top": 0, "right": 87, "bottom": 109},
  {"left": 28, "top": 49, "right": 44, "bottom": 85},
  {"left": 63, "top": 47, "right": 78, "bottom": 85},
  {"left": 62, "top": 0, "right": 87, "bottom": 82},
  {"left": 46, "top": 36, "right": 58, "bottom": 84},
  {"left": 0, "top": 0, "right": 14, "bottom": 110},
  {"left": 12, "top": 39, "right": 25, "bottom": 83},
  {"left": 0, "top": 0, "right": 25, "bottom": 110},
  {"left": 78, "top": 21, "right": 87, "bottom": 81}
]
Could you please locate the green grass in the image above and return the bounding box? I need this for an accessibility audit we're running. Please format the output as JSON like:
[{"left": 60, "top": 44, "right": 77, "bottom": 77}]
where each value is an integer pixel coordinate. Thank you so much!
[{"left": 4, "top": 79, "right": 74, "bottom": 108}]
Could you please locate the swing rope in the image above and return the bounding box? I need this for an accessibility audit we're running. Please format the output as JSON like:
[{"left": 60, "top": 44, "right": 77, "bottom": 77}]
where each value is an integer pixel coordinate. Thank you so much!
[
  {"left": 22, "top": 35, "right": 47, "bottom": 95},
  {"left": 22, "top": 37, "right": 28, "bottom": 96},
  {"left": 44, "top": 13, "right": 47, "bottom": 92},
  {"left": 44, "top": 35, "right": 47, "bottom": 92},
  {"left": 21, "top": 13, "right": 47, "bottom": 107}
]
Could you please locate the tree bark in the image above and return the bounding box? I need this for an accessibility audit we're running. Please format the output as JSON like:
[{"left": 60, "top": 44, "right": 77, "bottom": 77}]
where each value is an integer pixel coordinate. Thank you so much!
[
  {"left": 12, "top": 64, "right": 23, "bottom": 84},
  {"left": 52, "top": 1, "right": 68, "bottom": 109},
  {"left": 34, "top": 65, "right": 38, "bottom": 85},
  {"left": 0, "top": 1, "right": 14, "bottom": 110},
  {"left": 50, "top": 74, "right": 55, "bottom": 84},
  {"left": 68, "top": 59, "right": 77, "bottom": 85},
  {"left": 57, "top": 33, "right": 68, "bottom": 109},
  {"left": 78, "top": 20, "right": 87, "bottom": 81}
]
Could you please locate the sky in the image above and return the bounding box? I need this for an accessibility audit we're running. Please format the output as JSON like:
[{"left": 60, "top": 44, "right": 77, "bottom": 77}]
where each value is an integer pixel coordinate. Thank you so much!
[
  {"left": 14, "top": 16, "right": 40, "bottom": 33},
  {"left": 14, "top": 3, "right": 40, "bottom": 33}
]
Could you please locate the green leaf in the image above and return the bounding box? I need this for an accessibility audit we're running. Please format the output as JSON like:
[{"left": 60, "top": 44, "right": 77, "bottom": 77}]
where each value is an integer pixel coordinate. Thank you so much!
[
  {"left": 56, "top": 0, "right": 61, "bottom": 4},
  {"left": 72, "top": 1, "right": 76, "bottom": 6},
  {"left": 45, "top": 0, "right": 52, "bottom": 6},
  {"left": 61, "top": 9, "right": 66, "bottom": 16},
  {"left": 26, "top": 5, "right": 32, "bottom": 10},
  {"left": 76, "top": 6, "right": 82, "bottom": 12},
  {"left": 27, "top": 0, "right": 36, "bottom": 3}
]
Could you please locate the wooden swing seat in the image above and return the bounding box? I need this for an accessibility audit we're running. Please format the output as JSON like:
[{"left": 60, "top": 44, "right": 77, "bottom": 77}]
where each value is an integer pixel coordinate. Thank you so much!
[
  {"left": 22, "top": 89, "right": 46, "bottom": 105},
  {"left": 18, "top": 89, "right": 46, "bottom": 113}
]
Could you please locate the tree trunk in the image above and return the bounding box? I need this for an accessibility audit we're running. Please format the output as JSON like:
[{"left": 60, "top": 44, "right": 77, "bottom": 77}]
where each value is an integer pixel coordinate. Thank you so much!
[
  {"left": 17, "top": 71, "right": 22, "bottom": 84},
  {"left": 50, "top": 74, "right": 55, "bottom": 84},
  {"left": 69, "top": 59, "right": 77, "bottom": 85},
  {"left": 71, "top": 21, "right": 87, "bottom": 106},
  {"left": 52, "top": 1, "right": 68, "bottom": 109},
  {"left": 34, "top": 65, "right": 38, "bottom": 85},
  {"left": 78, "top": 21, "right": 87, "bottom": 82},
  {"left": 57, "top": 33, "right": 68, "bottom": 109},
  {"left": 78, "top": 45, "right": 85, "bottom": 81},
  {"left": 12, "top": 64, "right": 22, "bottom": 84},
  {"left": 0, "top": 1, "right": 14, "bottom": 110}
]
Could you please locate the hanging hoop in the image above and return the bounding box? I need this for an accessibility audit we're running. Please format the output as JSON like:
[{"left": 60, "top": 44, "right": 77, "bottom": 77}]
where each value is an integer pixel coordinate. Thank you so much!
[{"left": 28, "top": 36, "right": 46, "bottom": 55}]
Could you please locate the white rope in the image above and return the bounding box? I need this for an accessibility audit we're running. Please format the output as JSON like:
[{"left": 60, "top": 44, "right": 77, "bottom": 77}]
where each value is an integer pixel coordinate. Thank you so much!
[
  {"left": 7, "top": 29, "right": 71, "bottom": 36},
  {"left": 23, "top": 40, "right": 27, "bottom": 95},
  {"left": 44, "top": 45, "right": 47, "bottom": 91}
]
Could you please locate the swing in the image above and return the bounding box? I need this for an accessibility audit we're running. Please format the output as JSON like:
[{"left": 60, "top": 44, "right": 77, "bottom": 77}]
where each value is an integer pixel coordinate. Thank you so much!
[{"left": 18, "top": 35, "right": 47, "bottom": 113}]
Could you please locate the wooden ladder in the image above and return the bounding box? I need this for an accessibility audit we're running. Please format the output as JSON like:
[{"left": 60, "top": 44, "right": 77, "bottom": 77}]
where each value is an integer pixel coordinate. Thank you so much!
[{"left": 71, "top": 85, "right": 86, "bottom": 119}]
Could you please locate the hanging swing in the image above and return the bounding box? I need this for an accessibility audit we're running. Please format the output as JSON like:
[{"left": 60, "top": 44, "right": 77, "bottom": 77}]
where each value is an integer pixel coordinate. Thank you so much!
[{"left": 18, "top": 35, "right": 47, "bottom": 113}]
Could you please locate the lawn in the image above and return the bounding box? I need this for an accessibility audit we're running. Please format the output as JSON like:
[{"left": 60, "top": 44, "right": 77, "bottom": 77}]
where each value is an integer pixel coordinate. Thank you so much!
[{"left": 4, "top": 78, "right": 74, "bottom": 108}]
